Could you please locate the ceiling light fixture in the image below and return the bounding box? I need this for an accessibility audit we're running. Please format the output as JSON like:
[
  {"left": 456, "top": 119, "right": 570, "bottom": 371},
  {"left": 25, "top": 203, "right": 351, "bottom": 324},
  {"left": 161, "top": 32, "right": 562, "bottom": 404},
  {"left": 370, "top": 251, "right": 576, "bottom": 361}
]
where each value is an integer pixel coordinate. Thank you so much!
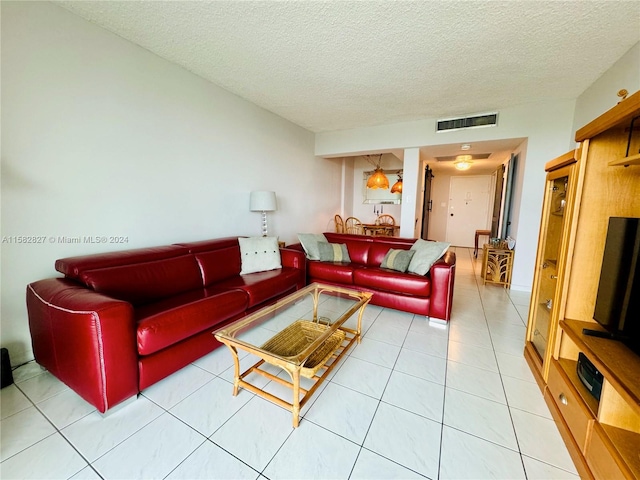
[
  {"left": 461, "top": 144, "right": 471, "bottom": 150},
  {"left": 365, "top": 154, "right": 389, "bottom": 189},
  {"left": 454, "top": 155, "right": 473, "bottom": 171}
]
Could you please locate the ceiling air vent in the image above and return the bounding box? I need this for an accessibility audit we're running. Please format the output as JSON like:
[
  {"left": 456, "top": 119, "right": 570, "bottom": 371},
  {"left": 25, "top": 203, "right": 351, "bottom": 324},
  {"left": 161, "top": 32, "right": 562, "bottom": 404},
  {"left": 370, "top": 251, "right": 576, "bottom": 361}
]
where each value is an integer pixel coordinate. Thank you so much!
[{"left": 436, "top": 112, "right": 498, "bottom": 132}]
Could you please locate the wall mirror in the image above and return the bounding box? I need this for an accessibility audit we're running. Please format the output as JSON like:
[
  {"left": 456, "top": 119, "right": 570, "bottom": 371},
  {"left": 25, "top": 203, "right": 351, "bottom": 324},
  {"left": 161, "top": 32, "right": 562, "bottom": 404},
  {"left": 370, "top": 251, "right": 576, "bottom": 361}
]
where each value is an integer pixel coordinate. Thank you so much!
[{"left": 362, "top": 170, "right": 402, "bottom": 204}]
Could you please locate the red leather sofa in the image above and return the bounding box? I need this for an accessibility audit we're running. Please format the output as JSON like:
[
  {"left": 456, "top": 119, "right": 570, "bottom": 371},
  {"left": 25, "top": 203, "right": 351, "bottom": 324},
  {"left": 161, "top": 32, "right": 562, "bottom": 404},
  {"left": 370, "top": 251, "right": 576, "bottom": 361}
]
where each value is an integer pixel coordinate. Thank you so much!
[
  {"left": 293, "top": 233, "right": 456, "bottom": 322},
  {"left": 26, "top": 237, "right": 305, "bottom": 413}
]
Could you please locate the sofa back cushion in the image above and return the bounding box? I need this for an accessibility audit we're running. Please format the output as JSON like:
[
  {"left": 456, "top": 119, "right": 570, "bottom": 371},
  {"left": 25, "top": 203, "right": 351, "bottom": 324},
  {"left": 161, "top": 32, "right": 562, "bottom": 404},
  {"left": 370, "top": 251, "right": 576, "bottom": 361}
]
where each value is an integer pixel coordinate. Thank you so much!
[
  {"left": 80, "top": 255, "right": 203, "bottom": 306},
  {"left": 56, "top": 245, "right": 189, "bottom": 280},
  {"left": 342, "top": 240, "right": 370, "bottom": 265},
  {"left": 195, "top": 246, "right": 242, "bottom": 286}
]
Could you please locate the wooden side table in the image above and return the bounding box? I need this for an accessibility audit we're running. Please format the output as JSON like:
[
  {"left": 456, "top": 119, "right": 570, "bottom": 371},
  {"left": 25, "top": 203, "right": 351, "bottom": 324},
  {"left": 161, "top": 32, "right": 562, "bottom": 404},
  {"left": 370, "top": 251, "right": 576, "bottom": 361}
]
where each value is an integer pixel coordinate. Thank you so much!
[
  {"left": 482, "top": 244, "right": 514, "bottom": 287},
  {"left": 474, "top": 230, "right": 491, "bottom": 257}
]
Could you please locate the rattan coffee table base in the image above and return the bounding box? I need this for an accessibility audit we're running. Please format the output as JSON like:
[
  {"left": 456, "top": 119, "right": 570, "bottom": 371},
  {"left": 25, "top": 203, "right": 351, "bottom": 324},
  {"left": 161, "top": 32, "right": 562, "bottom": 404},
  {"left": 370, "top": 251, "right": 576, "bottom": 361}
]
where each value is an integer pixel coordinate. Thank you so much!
[
  {"left": 227, "top": 325, "right": 358, "bottom": 427},
  {"left": 215, "top": 284, "right": 372, "bottom": 427}
]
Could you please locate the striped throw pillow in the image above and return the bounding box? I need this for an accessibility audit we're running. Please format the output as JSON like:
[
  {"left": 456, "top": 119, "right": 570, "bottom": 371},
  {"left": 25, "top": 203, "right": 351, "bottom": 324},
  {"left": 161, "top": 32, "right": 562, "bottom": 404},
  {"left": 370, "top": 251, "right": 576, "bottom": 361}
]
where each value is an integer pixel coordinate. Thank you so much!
[
  {"left": 317, "top": 242, "right": 351, "bottom": 263},
  {"left": 381, "top": 248, "right": 416, "bottom": 272}
]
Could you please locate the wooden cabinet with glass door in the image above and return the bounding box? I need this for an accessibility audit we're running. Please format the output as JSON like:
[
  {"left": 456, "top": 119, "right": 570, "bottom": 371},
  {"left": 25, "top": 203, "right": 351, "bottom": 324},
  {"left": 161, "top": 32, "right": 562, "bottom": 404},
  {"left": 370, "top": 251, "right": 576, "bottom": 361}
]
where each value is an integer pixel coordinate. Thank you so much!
[
  {"left": 524, "top": 151, "right": 578, "bottom": 388},
  {"left": 524, "top": 90, "right": 640, "bottom": 479}
]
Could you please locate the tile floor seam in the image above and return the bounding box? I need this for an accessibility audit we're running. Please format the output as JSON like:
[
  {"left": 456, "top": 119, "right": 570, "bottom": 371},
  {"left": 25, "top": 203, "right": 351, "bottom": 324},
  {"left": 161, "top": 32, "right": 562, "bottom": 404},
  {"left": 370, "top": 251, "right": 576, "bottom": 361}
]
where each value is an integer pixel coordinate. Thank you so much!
[
  {"left": 256, "top": 418, "right": 298, "bottom": 476},
  {"left": 437, "top": 319, "right": 451, "bottom": 480},
  {"left": 346, "top": 447, "right": 364, "bottom": 479},
  {"left": 301, "top": 414, "right": 367, "bottom": 448},
  {"left": 71, "top": 404, "right": 166, "bottom": 467},
  {"left": 148, "top": 372, "right": 220, "bottom": 411},
  {"left": 203, "top": 436, "right": 262, "bottom": 478},
  {"left": 470, "top": 247, "right": 530, "bottom": 470},
  {"left": 329, "top": 342, "right": 397, "bottom": 443},
  {"left": 10, "top": 382, "right": 96, "bottom": 477},
  {"left": 158, "top": 437, "right": 209, "bottom": 480},
  {"left": 520, "top": 452, "right": 582, "bottom": 476},
  {"left": 357, "top": 446, "right": 431, "bottom": 480},
  {"left": 203, "top": 391, "right": 263, "bottom": 441},
  {"left": 441, "top": 423, "right": 524, "bottom": 456}
]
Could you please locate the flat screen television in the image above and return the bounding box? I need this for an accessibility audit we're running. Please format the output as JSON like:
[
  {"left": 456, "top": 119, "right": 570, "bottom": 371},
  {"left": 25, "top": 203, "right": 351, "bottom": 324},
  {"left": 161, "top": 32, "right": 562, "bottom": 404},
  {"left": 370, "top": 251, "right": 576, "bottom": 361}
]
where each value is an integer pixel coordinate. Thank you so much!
[{"left": 583, "top": 217, "right": 640, "bottom": 354}]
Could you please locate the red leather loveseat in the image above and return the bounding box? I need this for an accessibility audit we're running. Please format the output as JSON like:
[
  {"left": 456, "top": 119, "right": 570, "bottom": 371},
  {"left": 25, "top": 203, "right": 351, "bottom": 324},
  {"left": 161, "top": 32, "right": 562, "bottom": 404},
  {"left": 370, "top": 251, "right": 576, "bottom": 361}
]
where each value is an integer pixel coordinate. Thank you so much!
[
  {"left": 26, "top": 237, "right": 305, "bottom": 413},
  {"left": 294, "top": 232, "right": 456, "bottom": 322}
]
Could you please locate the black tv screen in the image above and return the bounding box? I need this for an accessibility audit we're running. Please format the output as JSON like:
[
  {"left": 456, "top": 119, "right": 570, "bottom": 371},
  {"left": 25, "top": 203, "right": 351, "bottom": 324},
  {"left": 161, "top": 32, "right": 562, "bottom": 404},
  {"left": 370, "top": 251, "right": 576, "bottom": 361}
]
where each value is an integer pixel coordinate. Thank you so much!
[{"left": 592, "top": 217, "right": 640, "bottom": 352}]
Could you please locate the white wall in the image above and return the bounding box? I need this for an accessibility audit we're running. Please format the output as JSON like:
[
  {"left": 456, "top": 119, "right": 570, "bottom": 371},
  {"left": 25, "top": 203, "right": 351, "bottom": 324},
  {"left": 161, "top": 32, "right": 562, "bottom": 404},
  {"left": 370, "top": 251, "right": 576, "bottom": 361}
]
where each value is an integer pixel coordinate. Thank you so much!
[
  {"left": 1, "top": 2, "right": 342, "bottom": 364},
  {"left": 572, "top": 42, "right": 640, "bottom": 138},
  {"left": 316, "top": 101, "right": 577, "bottom": 291}
]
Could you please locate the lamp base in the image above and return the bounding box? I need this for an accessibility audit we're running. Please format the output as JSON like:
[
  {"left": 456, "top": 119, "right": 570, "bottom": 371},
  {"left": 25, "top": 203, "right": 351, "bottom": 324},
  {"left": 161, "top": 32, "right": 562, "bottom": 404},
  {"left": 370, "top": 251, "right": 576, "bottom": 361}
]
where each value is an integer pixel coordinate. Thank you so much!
[{"left": 261, "top": 211, "right": 268, "bottom": 237}]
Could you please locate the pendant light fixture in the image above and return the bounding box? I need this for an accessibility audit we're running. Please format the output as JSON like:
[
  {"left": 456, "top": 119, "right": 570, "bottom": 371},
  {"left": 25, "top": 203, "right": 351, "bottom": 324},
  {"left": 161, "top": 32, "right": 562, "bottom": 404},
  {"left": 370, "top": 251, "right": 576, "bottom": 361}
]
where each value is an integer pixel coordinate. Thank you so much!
[
  {"left": 365, "top": 154, "right": 389, "bottom": 189},
  {"left": 390, "top": 173, "right": 403, "bottom": 193}
]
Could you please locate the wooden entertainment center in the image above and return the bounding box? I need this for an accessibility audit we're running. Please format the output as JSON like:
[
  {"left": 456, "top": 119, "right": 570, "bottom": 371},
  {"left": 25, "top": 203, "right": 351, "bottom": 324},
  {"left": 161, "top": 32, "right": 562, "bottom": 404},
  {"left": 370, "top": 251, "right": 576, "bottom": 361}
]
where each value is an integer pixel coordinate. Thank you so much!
[{"left": 524, "top": 91, "right": 640, "bottom": 479}]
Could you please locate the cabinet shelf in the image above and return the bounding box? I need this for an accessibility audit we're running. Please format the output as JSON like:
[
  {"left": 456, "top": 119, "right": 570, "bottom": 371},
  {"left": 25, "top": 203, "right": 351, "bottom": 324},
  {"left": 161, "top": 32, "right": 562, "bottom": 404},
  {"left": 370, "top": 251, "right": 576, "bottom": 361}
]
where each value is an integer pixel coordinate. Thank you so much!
[
  {"left": 601, "top": 425, "right": 640, "bottom": 478},
  {"left": 557, "top": 357, "right": 599, "bottom": 416},
  {"left": 561, "top": 320, "right": 640, "bottom": 415},
  {"left": 609, "top": 153, "right": 640, "bottom": 167}
]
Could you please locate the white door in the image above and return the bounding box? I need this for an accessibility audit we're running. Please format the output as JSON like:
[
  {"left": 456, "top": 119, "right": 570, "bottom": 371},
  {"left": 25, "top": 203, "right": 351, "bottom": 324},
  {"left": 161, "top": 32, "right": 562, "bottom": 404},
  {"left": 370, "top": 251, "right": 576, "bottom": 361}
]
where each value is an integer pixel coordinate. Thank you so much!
[{"left": 446, "top": 176, "right": 492, "bottom": 247}]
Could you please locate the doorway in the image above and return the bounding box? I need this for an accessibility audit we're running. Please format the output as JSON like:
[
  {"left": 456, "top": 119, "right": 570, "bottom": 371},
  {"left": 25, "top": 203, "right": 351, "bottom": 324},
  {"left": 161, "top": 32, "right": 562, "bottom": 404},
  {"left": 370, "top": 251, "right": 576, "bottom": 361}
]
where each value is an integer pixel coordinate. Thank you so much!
[
  {"left": 446, "top": 176, "right": 493, "bottom": 247},
  {"left": 420, "top": 165, "right": 434, "bottom": 240}
]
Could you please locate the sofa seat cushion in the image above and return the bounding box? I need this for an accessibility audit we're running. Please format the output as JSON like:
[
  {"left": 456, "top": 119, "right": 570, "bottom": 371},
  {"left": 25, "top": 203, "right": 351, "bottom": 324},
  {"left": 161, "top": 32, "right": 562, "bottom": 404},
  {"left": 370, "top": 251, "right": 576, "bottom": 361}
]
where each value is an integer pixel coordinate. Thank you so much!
[
  {"left": 353, "top": 267, "right": 431, "bottom": 297},
  {"left": 136, "top": 290, "right": 248, "bottom": 356},
  {"left": 212, "top": 267, "right": 301, "bottom": 308},
  {"left": 135, "top": 288, "right": 208, "bottom": 319},
  {"left": 307, "top": 261, "right": 357, "bottom": 285}
]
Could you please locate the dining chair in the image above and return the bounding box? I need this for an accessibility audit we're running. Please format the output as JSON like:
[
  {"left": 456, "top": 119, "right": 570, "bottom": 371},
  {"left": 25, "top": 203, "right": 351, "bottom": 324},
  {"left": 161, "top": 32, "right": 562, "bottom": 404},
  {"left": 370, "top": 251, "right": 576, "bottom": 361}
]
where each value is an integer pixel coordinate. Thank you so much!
[
  {"left": 344, "top": 217, "right": 364, "bottom": 235},
  {"left": 377, "top": 214, "right": 396, "bottom": 236},
  {"left": 334, "top": 214, "right": 345, "bottom": 233}
]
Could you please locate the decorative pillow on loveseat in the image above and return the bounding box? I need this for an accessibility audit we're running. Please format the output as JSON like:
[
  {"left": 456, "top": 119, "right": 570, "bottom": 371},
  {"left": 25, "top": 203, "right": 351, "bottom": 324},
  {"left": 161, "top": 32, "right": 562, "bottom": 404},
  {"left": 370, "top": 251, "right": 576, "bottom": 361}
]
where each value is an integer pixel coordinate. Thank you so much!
[
  {"left": 317, "top": 242, "right": 351, "bottom": 263},
  {"left": 407, "top": 239, "right": 450, "bottom": 275},
  {"left": 381, "top": 248, "right": 416, "bottom": 273},
  {"left": 297, "top": 233, "right": 328, "bottom": 260},
  {"left": 239, "top": 236, "right": 281, "bottom": 275}
]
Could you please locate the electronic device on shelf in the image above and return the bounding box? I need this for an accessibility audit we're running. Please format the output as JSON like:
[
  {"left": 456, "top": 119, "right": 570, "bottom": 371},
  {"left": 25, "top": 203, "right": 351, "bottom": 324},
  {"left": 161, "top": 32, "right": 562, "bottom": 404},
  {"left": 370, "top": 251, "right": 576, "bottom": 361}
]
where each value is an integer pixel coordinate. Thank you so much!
[
  {"left": 576, "top": 352, "right": 603, "bottom": 401},
  {"left": 583, "top": 217, "right": 640, "bottom": 354}
]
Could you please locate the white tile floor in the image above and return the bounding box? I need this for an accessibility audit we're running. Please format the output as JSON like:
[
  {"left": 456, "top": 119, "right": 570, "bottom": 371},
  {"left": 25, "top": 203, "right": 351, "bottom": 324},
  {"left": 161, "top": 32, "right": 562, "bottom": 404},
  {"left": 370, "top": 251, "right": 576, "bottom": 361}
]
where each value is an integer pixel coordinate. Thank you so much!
[{"left": 0, "top": 248, "right": 580, "bottom": 480}]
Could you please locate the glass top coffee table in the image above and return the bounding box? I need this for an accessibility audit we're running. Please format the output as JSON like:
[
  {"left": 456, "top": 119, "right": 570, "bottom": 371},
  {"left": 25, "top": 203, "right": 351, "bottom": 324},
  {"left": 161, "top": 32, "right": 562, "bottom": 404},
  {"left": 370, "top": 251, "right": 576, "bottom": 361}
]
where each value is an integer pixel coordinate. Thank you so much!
[{"left": 214, "top": 283, "right": 372, "bottom": 427}]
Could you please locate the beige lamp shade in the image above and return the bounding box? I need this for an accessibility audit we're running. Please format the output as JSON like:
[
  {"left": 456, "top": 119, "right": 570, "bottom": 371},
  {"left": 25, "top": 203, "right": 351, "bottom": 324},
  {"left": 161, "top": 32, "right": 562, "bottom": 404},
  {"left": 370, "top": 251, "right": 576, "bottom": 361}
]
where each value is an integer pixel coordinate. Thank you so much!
[{"left": 250, "top": 191, "right": 277, "bottom": 212}]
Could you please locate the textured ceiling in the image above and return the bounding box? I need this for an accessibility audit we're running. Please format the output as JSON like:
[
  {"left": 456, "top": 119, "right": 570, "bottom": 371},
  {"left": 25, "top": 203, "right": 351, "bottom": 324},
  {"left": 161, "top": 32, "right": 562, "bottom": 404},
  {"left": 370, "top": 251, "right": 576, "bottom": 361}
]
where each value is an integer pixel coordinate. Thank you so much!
[{"left": 57, "top": 1, "right": 639, "bottom": 134}]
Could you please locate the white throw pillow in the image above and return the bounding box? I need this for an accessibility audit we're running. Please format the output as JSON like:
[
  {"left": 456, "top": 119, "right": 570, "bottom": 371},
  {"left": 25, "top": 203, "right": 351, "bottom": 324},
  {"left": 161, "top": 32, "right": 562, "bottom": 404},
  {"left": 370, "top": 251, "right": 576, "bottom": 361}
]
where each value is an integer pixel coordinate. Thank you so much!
[
  {"left": 407, "top": 239, "right": 450, "bottom": 276},
  {"left": 239, "top": 236, "right": 282, "bottom": 275},
  {"left": 297, "top": 233, "right": 328, "bottom": 260}
]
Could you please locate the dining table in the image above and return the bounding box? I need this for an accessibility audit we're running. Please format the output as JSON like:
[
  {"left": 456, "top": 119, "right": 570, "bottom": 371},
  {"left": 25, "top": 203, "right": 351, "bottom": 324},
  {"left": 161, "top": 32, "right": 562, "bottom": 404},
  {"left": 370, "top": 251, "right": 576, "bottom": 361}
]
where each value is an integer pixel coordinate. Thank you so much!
[{"left": 362, "top": 224, "right": 399, "bottom": 236}]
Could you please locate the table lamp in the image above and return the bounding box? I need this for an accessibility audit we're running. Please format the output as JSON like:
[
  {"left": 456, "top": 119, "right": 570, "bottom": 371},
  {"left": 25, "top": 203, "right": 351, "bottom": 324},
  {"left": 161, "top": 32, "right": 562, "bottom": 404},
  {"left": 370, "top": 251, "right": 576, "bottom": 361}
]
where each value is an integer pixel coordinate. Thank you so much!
[{"left": 250, "top": 191, "right": 277, "bottom": 236}]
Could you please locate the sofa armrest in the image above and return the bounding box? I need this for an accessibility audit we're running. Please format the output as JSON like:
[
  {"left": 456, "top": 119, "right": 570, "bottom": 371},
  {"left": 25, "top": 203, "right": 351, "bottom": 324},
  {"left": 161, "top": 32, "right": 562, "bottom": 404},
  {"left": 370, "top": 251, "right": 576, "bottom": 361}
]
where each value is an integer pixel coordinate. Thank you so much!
[
  {"left": 428, "top": 251, "right": 456, "bottom": 322},
  {"left": 280, "top": 247, "right": 307, "bottom": 289},
  {"left": 26, "top": 278, "right": 138, "bottom": 413}
]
